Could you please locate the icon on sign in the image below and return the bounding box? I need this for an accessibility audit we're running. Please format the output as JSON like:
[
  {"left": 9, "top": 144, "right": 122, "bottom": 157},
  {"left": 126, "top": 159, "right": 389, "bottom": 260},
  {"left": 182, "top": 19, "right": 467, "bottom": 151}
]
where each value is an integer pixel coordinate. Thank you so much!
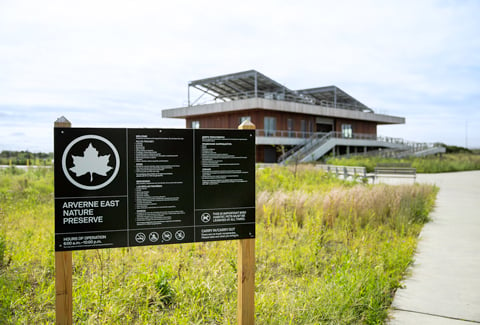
[
  {"left": 135, "top": 232, "right": 146, "bottom": 243},
  {"left": 162, "top": 231, "right": 173, "bottom": 242},
  {"left": 175, "top": 230, "right": 185, "bottom": 241},
  {"left": 61, "top": 134, "right": 120, "bottom": 190},
  {"left": 201, "top": 212, "right": 211, "bottom": 223},
  {"left": 149, "top": 232, "right": 159, "bottom": 242}
]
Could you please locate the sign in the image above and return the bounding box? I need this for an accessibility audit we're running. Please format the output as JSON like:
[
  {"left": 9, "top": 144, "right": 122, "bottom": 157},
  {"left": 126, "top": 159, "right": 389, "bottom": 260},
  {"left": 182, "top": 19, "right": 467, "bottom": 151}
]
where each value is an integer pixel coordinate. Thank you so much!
[{"left": 54, "top": 128, "right": 255, "bottom": 251}]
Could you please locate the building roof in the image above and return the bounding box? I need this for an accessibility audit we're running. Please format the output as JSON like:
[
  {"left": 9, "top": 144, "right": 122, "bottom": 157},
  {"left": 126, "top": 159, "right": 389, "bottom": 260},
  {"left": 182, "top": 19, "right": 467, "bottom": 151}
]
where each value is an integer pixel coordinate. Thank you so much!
[
  {"left": 188, "top": 70, "right": 373, "bottom": 112},
  {"left": 162, "top": 97, "right": 405, "bottom": 125},
  {"left": 297, "top": 86, "right": 371, "bottom": 112},
  {"left": 162, "top": 69, "right": 405, "bottom": 125}
]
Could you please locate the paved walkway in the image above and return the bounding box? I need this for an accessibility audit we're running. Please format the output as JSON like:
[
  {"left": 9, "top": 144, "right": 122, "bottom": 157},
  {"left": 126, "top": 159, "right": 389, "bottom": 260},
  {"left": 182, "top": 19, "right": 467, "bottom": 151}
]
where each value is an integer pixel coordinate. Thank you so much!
[{"left": 389, "top": 171, "right": 480, "bottom": 324}]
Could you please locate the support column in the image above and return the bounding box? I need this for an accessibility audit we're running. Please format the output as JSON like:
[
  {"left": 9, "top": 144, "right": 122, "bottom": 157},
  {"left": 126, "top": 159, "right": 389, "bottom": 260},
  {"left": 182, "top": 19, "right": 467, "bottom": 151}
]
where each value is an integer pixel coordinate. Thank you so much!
[
  {"left": 238, "top": 120, "right": 256, "bottom": 325},
  {"left": 54, "top": 116, "right": 73, "bottom": 325}
]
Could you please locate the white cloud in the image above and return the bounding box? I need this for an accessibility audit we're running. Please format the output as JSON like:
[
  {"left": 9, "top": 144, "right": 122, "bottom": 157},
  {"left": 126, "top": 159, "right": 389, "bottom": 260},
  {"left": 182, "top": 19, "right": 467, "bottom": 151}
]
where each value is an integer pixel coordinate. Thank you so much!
[{"left": 0, "top": 0, "right": 479, "bottom": 151}]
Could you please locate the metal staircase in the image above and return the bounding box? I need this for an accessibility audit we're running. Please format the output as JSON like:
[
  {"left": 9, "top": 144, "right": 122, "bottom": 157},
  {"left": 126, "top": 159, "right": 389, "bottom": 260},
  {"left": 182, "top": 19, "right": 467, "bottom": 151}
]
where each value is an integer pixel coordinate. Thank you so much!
[
  {"left": 278, "top": 132, "right": 333, "bottom": 164},
  {"left": 278, "top": 132, "right": 446, "bottom": 164}
]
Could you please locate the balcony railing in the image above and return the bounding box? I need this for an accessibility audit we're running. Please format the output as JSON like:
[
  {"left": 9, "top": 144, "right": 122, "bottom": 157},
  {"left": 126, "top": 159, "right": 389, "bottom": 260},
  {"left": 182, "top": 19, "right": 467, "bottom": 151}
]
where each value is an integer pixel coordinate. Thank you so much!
[
  {"left": 255, "top": 129, "right": 409, "bottom": 145},
  {"left": 190, "top": 90, "right": 373, "bottom": 112},
  {"left": 255, "top": 129, "right": 314, "bottom": 139}
]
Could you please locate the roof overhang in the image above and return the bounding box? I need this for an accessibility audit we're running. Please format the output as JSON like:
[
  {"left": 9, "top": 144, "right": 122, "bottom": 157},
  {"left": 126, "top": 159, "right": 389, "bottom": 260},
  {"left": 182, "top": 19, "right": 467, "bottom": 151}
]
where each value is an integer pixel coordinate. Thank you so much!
[{"left": 162, "top": 98, "right": 405, "bottom": 125}]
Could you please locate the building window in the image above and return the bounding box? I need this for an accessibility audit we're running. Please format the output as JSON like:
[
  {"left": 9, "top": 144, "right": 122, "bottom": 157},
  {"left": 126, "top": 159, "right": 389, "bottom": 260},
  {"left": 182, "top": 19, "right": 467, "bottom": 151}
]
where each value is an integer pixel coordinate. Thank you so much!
[
  {"left": 264, "top": 117, "right": 276, "bottom": 136},
  {"left": 191, "top": 121, "right": 200, "bottom": 129},
  {"left": 341, "top": 124, "right": 353, "bottom": 138},
  {"left": 287, "top": 118, "right": 293, "bottom": 137},
  {"left": 300, "top": 120, "right": 306, "bottom": 138},
  {"left": 240, "top": 116, "right": 251, "bottom": 124}
]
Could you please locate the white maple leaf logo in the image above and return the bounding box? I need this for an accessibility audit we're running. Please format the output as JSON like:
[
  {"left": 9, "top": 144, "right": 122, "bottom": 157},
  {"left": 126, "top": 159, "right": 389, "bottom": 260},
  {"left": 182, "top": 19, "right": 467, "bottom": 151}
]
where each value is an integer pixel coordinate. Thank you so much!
[{"left": 69, "top": 143, "right": 113, "bottom": 182}]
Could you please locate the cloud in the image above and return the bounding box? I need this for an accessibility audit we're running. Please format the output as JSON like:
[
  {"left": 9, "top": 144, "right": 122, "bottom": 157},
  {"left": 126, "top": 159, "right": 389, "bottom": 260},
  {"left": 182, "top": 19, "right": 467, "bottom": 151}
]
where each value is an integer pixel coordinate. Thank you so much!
[{"left": 0, "top": 0, "right": 479, "bottom": 150}]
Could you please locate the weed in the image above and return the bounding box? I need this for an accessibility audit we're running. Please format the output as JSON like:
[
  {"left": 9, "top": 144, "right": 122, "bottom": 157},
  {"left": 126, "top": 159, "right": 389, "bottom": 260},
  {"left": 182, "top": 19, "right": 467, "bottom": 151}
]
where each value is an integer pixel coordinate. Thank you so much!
[
  {"left": 0, "top": 234, "right": 5, "bottom": 267},
  {"left": 154, "top": 268, "right": 176, "bottom": 308}
]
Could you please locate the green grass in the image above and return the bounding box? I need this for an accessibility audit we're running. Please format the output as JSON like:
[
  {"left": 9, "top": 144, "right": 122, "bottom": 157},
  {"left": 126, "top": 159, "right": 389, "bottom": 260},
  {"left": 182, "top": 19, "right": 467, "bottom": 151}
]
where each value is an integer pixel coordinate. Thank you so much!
[
  {"left": 327, "top": 153, "right": 480, "bottom": 173},
  {"left": 0, "top": 166, "right": 437, "bottom": 324}
]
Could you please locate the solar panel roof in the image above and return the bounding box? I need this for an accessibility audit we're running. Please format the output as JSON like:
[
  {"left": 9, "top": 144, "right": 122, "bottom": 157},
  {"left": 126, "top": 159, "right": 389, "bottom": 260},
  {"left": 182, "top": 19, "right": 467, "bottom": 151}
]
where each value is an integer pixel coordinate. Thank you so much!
[{"left": 188, "top": 70, "right": 372, "bottom": 112}]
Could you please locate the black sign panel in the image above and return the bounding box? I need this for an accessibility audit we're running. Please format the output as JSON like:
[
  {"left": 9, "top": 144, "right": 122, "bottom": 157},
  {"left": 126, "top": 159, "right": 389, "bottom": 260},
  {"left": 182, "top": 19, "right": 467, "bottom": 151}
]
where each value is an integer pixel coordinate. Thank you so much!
[
  {"left": 194, "top": 130, "right": 255, "bottom": 242},
  {"left": 54, "top": 128, "right": 255, "bottom": 251}
]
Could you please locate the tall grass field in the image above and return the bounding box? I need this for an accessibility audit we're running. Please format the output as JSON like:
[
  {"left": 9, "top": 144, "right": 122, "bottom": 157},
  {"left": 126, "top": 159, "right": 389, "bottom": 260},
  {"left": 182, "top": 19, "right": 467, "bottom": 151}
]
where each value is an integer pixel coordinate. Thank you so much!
[{"left": 0, "top": 166, "right": 437, "bottom": 324}]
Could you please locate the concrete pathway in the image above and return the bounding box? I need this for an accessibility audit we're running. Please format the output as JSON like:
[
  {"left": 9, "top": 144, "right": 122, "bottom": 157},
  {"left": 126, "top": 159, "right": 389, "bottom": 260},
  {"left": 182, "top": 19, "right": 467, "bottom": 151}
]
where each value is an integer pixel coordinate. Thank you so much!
[{"left": 389, "top": 171, "right": 480, "bottom": 324}]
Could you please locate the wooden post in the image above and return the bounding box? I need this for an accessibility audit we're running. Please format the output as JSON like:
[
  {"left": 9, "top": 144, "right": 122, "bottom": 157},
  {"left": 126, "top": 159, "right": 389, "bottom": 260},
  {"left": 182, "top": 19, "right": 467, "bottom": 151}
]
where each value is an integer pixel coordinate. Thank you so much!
[
  {"left": 238, "top": 238, "right": 255, "bottom": 324},
  {"left": 55, "top": 251, "right": 72, "bottom": 324},
  {"left": 54, "top": 116, "right": 73, "bottom": 325},
  {"left": 238, "top": 119, "right": 255, "bottom": 324}
]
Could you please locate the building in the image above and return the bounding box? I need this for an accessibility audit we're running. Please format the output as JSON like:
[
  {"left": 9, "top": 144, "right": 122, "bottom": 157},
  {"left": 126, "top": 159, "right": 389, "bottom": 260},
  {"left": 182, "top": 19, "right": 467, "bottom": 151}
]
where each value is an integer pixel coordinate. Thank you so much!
[{"left": 162, "top": 70, "right": 411, "bottom": 163}]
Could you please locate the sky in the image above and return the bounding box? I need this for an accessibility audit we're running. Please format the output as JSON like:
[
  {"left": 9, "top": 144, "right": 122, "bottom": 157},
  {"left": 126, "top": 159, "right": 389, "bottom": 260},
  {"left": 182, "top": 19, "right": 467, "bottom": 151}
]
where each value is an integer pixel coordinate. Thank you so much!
[{"left": 1, "top": 0, "right": 479, "bottom": 152}]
